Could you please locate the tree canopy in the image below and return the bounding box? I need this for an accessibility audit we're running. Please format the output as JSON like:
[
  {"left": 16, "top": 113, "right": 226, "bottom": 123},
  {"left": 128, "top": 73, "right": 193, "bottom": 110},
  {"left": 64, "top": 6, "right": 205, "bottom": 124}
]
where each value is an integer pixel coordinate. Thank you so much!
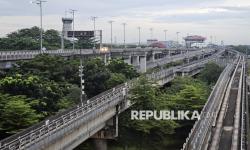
[
  {"left": 0, "top": 26, "right": 97, "bottom": 50},
  {"left": 0, "top": 54, "right": 139, "bottom": 136},
  {"left": 198, "top": 62, "right": 223, "bottom": 85}
]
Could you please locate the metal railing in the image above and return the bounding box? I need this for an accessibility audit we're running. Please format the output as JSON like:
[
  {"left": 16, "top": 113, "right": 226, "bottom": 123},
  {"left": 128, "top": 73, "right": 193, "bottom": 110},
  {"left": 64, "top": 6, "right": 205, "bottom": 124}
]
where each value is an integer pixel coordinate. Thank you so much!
[
  {"left": 181, "top": 57, "right": 237, "bottom": 150},
  {"left": 182, "top": 54, "right": 248, "bottom": 150},
  {"left": 0, "top": 48, "right": 213, "bottom": 62}
]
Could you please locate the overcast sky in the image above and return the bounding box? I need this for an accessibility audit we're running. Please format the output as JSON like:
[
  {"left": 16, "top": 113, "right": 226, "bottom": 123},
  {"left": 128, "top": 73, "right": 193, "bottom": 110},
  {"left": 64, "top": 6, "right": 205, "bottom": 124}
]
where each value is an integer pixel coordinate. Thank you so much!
[{"left": 0, "top": 0, "right": 250, "bottom": 45}]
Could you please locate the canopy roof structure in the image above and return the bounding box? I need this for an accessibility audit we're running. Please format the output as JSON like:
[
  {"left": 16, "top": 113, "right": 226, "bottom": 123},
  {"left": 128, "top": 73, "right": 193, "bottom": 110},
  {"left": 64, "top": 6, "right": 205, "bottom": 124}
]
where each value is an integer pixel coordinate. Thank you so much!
[
  {"left": 184, "top": 35, "right": 206, "bottom": 42},
  {"left": 184, "top": 35, "right": 206, "bottom": 48}
]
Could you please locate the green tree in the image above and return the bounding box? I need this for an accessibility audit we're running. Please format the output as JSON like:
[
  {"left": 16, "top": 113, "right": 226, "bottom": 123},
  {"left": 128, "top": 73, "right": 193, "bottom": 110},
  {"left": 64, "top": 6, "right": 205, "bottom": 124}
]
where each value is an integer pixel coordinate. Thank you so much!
[
  {"left": 0, "top": 94, "right": 41, "bottom": 134},
  {"left": 230, "top": 45, "right": 250, "bottom": 55},
  {"left": 0, "top": 74, "right": 67, "bottom": 114},
  {"left": 83, "top": 58, "right": 111, "bottom": 98},
  {"left": 198, "top": 62, "right": 223, "bottom": 85},
  {"left": 43, "top": 29, "right": 61, "bottom": 50},
  {"left": 107, "top": 58, "right": 139, "bottom": 79},
  {"left": 75, "top": 37, "right": 96, "bottom": 49},
  {"left": 118, "top": 77, "right": 179, "bottom": 149},
  {"left": 7, "top": 26, "right": 40, "bottom": 40},
  {"left": 106, "top": 73, "right": 126, "bottom": 89},
  {"left": 11, "top": 54, "right": 79, "bottom": 84}
]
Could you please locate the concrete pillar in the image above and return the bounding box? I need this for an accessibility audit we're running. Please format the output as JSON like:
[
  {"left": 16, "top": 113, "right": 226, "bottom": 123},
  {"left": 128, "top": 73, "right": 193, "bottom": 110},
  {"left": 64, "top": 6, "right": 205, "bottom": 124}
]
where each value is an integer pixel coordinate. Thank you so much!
[
  {"left": 139, "top": 55, "right": 147, "bottom": 73},
  {"left": 199, "top": 55, "right": 203, "bottom": 59},
  {"left": 93, "top": 139, "right": 107, "bottom": 150},
  {"left": 132, "top": 56, "right": 140, "bottom": 66},
  {"left": 124, "top": 55, "right": 131, "bottom": 65},
  {"left": 152, "top": 51, "right": 156, "bottom": 62},
  {"left": 182, "top": 72, "right": 185, "bottom": 77}
]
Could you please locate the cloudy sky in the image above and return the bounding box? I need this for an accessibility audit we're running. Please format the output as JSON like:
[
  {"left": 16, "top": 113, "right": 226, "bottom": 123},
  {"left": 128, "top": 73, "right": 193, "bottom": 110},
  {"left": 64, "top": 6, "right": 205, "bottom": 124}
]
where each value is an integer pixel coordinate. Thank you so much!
[{"left": 0, "top": 0, "right": 250, "bottom": 45}]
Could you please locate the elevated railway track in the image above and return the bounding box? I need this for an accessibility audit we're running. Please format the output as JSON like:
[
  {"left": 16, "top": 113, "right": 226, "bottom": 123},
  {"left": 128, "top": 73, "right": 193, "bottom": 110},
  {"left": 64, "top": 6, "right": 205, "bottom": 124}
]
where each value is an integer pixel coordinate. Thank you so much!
[
  {"left": 182, "top": 54, "right": 248, "bottom": 150},
  {"left": 0, "top": 48, "right": 228, "bottom": 150}
]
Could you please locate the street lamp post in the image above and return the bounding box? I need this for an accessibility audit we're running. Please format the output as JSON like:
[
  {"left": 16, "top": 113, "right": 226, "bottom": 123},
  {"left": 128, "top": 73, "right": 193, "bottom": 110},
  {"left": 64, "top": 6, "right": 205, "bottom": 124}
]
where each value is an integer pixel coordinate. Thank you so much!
[
  {"left": 70, "top": 9, "right": 77, "bottom": 51},
  {"left": 176, "top": 32, "right": 180, "bottom": 49},
  {"left": 122, "top": 23, "right": 127, "bottom": 49},
  {"left": 138, "top": 27, "right": 141, "bottom": 47},
  {"left": 210, "top": 36, "right": 213, "bottom": 45},
  {"left": 79, "top": 49, "right": 86, "bottom": 106},
  {"left": 31, "top": 0, "right": 47, "bottom": 53},
  {"left": 150, "top": 28, "right": 153, "bottom": 39},
  {"left": 108, "top": 20, "right": 114, "bottom": 60},
  {"left": 164, "top": 30, "right": 168, "bottom": 41},
  {"left": 91, "top": 16, "right": 98, "bottom": 49}
]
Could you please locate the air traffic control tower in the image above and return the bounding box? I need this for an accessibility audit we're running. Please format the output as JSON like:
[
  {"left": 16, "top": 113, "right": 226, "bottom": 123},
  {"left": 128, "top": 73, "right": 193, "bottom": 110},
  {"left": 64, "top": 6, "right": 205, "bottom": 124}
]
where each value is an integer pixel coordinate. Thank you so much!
[{"left": 62, "top": 17, "right": 73, "bottom": 38}]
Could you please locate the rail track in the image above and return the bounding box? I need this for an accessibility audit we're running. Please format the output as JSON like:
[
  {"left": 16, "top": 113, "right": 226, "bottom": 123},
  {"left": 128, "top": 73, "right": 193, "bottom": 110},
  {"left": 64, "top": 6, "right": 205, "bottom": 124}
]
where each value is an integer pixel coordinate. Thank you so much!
[{"left": 182, "top": 54, "right": 247, "bottom": 150}]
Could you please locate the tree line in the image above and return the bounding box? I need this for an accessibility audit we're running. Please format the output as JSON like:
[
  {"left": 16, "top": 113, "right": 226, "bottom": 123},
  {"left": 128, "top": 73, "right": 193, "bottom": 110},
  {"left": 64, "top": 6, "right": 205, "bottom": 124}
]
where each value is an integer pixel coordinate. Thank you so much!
[
  {"left": 0, "top": 26, "right": 95, "bottom": 50},
  {"left": 109, "top": 62, "right": 223, "bottom": 150},
  {"left": 0, "top": 55, "right": 139, "bottom": 138}
]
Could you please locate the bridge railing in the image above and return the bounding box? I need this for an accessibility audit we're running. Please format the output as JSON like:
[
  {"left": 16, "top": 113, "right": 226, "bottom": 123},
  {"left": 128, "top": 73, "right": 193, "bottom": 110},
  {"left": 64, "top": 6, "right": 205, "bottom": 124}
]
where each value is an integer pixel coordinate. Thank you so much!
[
  {"left": 181, "top": 59, "right": 235, "bottom": 150},
  {"left": 0, "top": 48, "right": 212, "bottom": 61},
  {"left": 146, "top": 49, "right": 216, "bottom": 69},
  {"left": 0, "top": 81, "right": 130, "bottom": 149},
  {"left": 0, "top": 49, "right": 96, "bottom": 61}
]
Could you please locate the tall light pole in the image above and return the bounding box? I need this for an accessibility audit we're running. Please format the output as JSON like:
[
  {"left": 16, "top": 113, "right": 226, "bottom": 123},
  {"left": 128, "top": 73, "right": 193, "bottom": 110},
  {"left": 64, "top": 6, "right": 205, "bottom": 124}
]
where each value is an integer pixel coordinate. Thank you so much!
[
  {"left": 164, "top": 29, "right": 168, "bottom": 41},
  {"left": 122, "top": 23, "right": 127, "bottom": 49},
  {"left": 31, "top": 0, "right": 47, "bottom": 52},
  {"left": 70, "top": 9, "right": 77, "bottom": 51},
  {"left": 176, "top": 32, "right": 180, "bottom": 49},
  {"left": 91, "top": 16, "right": 98, "bottom": 49},
  {"left": 150, "top": 28, "right": 153, "bottom": 39},
  {"left": 79, "top": 49, "right": 87, "bottom": 105},
  {"left": 138, "top": 27, "right": 141, "bottom": 46},
  {"left": 210, "top": 36, "right": 213, "bottom": 44},
  {"left": 108, "top": 20, "right": 114, "bottom": 60}
]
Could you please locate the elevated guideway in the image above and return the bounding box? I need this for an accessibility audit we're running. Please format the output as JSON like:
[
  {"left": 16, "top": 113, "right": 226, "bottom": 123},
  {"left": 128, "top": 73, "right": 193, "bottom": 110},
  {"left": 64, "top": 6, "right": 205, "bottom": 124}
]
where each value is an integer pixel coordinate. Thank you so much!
[
  {"left": 0, "top": 49, "right": 224, "bottom": 150},
  {"left": 0, "top": 48, "right": 216, "bottom": 74},
  {"left": 182, "top": 53, "right": 248, "bottom": 150}
]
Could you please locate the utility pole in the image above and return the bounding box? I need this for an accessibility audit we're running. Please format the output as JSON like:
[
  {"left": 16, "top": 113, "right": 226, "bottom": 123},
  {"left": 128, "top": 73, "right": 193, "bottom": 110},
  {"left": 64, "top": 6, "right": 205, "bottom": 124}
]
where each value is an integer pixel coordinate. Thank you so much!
[
  {"left": 79, "top": 49, "right": 87, "bottom": 106},
  {"left": 70, "top": 9, "right": 77, "bottom": 51},
  {"left": 150, "top": 28, "right": 153, "bottom": 39},
  {"left": 164, "top": 30, "right": 168, "bottom": 41},
  {"left": 176, "top": 32, "right": 180, "bottom": 49},
  {"left": 138, "top": 27, "right": 141, "bottom": 46},
  {"left": 210, "top": 36, "right": 213, "bottom": 44},
  {"left": 122, "top": 23, "right": 127, "bottom": 49},
  {"left": 91, "top": 16, "right": 98, "bottom": 49},
  {"left": 108, "top": 20, "right": 114, "bottom": 60},
  {"left": 31, "top": 0, "right": 47, "bottom": 53}
]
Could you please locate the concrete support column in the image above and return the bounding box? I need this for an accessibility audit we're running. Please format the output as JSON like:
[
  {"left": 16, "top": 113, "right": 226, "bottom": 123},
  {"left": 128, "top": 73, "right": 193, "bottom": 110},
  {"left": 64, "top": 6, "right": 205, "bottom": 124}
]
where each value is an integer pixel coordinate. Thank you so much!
[
  {"left": 139, "top": 55, "right": 147, "bottom": 73},
  {"left": 182, "top": 72, "right": 185, "bottom": 77},
  {"left": 199, "top": 55, "right": 203, "bottom": 59},
  {"left": 168, "top": 50, "right": 171, "bottom": 57},
  {"left": 93, "top": 139, "right": 107, "bottom": 150},
  {"left": 124, "top": 55, "right": 131, "bottom": 65},
  {"left": 152, "top": 52, "right": 156, "bottom": 62},
  {"left": 132, "top": 56, "right": 140, "bottom": 66}
]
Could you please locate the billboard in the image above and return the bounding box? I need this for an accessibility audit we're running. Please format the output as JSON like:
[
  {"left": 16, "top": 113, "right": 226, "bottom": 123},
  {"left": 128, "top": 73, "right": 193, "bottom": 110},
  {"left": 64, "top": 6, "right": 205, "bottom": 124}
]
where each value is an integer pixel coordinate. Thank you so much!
[{"left": 67, "top": 31, "right": 94, "bottom": 38}]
